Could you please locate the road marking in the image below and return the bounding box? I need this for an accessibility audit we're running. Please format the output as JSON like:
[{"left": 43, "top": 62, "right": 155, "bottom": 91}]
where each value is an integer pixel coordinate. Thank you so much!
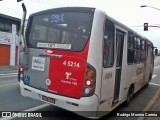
[
  {"left": 0, "top": 104, "right": 50, "bottom": 120},
  {"left": 149, "top": 82, "right": 160, "bottom": 86},
  {"left": 152, "top": 75, "right": 157, "bottom": 79},
  {"left": 0, "top": 73, "right": 17, "bottom": 78},
  {"left": 0, "top": 75, "right": 17, "bottom": 78},
  {"left": 0, "top": 83, "right": 19, "bottom": 88},
  {"left": 24, "top": 103, "right": 50, "bottom": 111},
  {"left": 154, "top": 66, "right": 160, "bottom": 69},
  {"left": 0, "top": 73, "right": 17, "bottom": 76},
  {"left": 137, "top": 88, "right": 160, "bottom": 120}
]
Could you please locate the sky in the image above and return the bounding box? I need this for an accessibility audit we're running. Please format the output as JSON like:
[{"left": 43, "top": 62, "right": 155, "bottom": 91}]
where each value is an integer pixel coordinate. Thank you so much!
[{"left": 0, "top": 0, "right": 160, "bottom": 49}]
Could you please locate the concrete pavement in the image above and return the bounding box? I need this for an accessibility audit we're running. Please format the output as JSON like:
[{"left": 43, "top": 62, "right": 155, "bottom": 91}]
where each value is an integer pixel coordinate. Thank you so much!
[{"left": 0, "top": 65, "right": 19, "bottom": 74}]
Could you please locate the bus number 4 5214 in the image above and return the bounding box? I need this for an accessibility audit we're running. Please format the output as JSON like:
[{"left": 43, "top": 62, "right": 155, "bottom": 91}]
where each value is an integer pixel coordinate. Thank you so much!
[{"left": 63, "top": 60, "right": 80, "bottom": 68}]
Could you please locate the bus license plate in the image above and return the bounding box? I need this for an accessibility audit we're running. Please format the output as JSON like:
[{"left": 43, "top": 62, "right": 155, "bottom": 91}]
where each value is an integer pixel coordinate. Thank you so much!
[{"left": 42, "top": 95, "right": 55, "bottom": 104}]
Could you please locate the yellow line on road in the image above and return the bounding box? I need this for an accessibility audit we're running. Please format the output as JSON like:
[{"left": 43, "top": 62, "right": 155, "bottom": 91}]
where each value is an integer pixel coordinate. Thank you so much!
[{"left": 137, "top": 88, "right": 160, "bottom": 120}]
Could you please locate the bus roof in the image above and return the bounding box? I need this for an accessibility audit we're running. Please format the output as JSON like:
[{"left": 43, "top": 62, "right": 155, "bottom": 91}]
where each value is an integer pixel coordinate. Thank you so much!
[{"left": 29, "top": 7, "right": 95, "bottom": 17}]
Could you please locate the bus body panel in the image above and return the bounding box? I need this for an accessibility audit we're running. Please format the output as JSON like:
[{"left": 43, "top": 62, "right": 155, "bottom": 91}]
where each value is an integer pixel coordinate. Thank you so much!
[
  {"left": 23, "top": 49, "right": 50, "bottom": 90},
  {"left": 99, "top": 67, "right": 115, "bottom": 112},
  {"left": 20, "top": 81, "right": 99, "bottom": 118},
  {"left": 87, "top": 9, "right": 105, "bottom": 100},
  {"left": 86, "top": 10, "right": 116, "bottom": 113},
  {"left": 47, "top": 42, "right": 89, "bottom": 99},
  {"left": 144, "top": 43, "right": 152, "bottom": 84},
  {"left": 125, "top": 64, "right": 144, "bottom": 93}
]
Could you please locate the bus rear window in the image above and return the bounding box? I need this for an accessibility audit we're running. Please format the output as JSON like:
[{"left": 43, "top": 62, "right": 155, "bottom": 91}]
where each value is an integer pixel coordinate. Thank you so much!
[{"left": 26, "top": 12, "right": 93, "bottom": 51}]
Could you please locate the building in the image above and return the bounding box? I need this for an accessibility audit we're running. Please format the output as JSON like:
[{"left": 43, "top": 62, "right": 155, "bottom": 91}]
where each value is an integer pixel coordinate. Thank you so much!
[{"left": 0, "top": 13, "right": 21, "bottom": 66}]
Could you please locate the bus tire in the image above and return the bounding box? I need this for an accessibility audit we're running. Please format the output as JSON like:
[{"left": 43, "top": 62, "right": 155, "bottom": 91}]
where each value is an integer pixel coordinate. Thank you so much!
[
  {"left": 145, "top": 73, "right": 152, "bottom": 87},
  {"left": 123, "top": 86, "right": 134, "bottom": 107},
  {"left": 145, "top": 80, "right": 150, "bottom": 87}
]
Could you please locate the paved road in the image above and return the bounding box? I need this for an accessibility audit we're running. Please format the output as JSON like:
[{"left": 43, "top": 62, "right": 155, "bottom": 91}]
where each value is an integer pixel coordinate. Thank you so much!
[{"left": 0, "top": 75, "right": 44, "bottom": 112}]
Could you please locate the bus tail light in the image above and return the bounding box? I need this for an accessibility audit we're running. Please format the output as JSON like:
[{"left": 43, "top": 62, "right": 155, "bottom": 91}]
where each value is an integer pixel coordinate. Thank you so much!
[
  {"left": 85, "top": 79, "right": 93, "bottom": 86},
  {"left": 46, "top": 50, "right": 53, "bottom": 54},
  {"left": 82, "top": 63, "right": 96, "bottom": 97},
  {"left": 86, "top": 70, "right": 94, "bottom": 78},
  {"left": 84, "top": 87, "right": 91, "bottom": 95},
  {"left": 18, "top": 67, "right": 24, "bottom": 82}
]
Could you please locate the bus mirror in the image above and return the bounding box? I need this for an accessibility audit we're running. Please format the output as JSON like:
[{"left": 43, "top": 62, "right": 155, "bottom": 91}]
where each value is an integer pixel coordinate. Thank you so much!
[{"left": 155, "top": 48, "right": 158, "bottom": 55}]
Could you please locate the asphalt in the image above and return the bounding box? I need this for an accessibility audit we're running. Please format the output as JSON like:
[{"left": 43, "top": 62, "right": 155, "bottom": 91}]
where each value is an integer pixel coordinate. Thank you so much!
[
  {"left": 0, "top": 65, "right": 159, "bottom": 120},
  {"left": 0, "top": 65, "right": 19, "bottom": 71},
  {"left": 138, "top": 88, "right": 160, "bottom": 120},
  {"left": 0, "top": 65, "right": 19, "bottom": 74}
]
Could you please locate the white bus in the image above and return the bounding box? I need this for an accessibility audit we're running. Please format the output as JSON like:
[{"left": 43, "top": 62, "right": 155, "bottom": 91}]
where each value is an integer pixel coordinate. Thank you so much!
[{"left": 18, "top": 7, "right": 154, "bottom": 118}]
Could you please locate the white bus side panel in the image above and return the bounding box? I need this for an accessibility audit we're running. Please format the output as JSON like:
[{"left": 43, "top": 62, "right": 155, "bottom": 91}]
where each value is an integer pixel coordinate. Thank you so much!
[
  {"left": 125, "top": 64, "right": 144, "bottom": 95},
  {"left": 87, "top": 10, "right": 105, "bottom": 100},
  {"left": 144, "top": 45, "right": 151, "bottom": 85}
]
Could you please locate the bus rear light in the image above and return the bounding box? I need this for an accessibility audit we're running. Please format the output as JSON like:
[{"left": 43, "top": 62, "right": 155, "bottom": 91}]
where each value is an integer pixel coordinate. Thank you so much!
[
  {"left": 82, "top": 63, "right": 96, "bottom": 97},
  {"left": 85, "top": 79, "right": 92, "bottom": 86},
  {"left": 84, "top": 87, "right": 90, "bottom": 95},
  {"left": 86, "top": 70, "right": 94, "bottom": 78},
  {"left": 46, "top": 50, "right": 53, "bottom": 54}
]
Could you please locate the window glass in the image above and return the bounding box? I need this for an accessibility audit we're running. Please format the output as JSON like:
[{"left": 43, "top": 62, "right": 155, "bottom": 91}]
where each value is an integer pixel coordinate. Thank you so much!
[
  {"left": 134, "top": 37, "right": 137, "bottom": 49},
  {"left": 151, "top": 44, "right": 154, "bottom": 64},
  {"left": 141, "top": 51, "right": 146, "bottom": 62},
  {"left": 0, "top": 22, "right": 4, "bottom": 31},
  {"left": 135, "top": 51, "right": 140, "bottom": 63},
  {"left": 128, "top": 49, "right": 135, "bottom": 64},
  {"left": 26, "top": 11, "right": 93, "bottom": 51},
  {"left": 137, "top": 38, "right": 140, "bottom": 50},
  {"left": 128, "top": 34, "right": 134, "bottom": 49},
  {"left": 141, "top": 40, "right": 145, "bottom": 50},
  {"left": 4, "top": 23, "right": 12, "bottom": 33},
  {"left": 127, "top": 32, "right": 135, "bottom": 64},
  {"left": 128, "top": 33, "right": 148, "bottom": 64},
  {"left": 103, "top": 19, "right": 114, "bottom": 68}
]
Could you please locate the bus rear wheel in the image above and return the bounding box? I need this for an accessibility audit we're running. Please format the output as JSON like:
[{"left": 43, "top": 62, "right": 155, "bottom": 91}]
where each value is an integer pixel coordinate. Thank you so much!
[
  {"left": 123, "top": 87, "right": 134, "bottom": 106},
  {"left": 145, "top": 73, "right": 152, "bottom": 87}
]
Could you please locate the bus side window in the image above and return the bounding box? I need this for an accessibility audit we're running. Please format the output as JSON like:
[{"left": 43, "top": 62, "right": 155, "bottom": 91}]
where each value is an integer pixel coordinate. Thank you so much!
[
  {"left": 127, "top": 32, "right": 134, "bottom": 64},
  {"left": 103, "top": 19, "right": 114, "bottom": 68}
]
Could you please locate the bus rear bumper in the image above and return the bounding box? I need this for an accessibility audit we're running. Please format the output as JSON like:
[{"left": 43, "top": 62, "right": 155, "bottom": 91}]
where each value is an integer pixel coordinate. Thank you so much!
[{"left": 20, "top": 82, "right": 99, "bottom": 118}]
